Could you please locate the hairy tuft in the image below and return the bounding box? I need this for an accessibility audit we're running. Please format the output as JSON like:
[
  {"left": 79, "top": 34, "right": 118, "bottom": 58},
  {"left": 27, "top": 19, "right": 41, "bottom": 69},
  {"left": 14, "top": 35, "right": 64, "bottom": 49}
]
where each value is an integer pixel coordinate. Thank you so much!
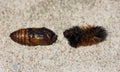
[
  {"left": 63, "top": 26, "right": 82, "bottom": 48},
  {"left": 63, "top": 26, "right": 108, "bottom": 48}
]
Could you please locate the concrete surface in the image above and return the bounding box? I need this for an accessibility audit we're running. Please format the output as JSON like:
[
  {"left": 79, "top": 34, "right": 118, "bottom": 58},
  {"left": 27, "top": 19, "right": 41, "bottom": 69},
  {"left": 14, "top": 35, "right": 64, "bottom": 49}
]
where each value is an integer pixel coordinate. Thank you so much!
[{"left": 0, "top": 0, "right": 120, "bottom": 72}]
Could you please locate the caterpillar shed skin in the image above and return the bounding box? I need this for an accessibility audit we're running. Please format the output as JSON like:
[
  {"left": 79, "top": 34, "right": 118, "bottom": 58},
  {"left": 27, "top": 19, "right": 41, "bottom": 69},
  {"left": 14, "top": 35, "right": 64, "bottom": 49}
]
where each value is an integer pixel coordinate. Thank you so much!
[
  {"left": 10, "top": 27, "right": 57, "bottom": 46},
  {"left": 63, "top": 26, "right": 108, "bottom": 48}
]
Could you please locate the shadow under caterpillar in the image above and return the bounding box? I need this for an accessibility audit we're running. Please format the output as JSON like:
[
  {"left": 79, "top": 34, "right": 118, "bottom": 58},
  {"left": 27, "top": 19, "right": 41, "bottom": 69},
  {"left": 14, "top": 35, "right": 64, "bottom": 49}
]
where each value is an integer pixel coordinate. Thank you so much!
[
  {"left": 63, "top": 26, "right": 108, "bottom": 48},
  {"left": 10, "top": 27, "right": 57, "bottom": 46}
]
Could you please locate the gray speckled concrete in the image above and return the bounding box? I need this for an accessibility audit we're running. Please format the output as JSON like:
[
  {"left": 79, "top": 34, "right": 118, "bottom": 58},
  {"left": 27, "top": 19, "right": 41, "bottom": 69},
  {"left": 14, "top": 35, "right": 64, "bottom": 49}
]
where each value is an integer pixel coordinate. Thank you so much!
[{"left": 0, "top": 0, "right": 120, "bottom": 72}]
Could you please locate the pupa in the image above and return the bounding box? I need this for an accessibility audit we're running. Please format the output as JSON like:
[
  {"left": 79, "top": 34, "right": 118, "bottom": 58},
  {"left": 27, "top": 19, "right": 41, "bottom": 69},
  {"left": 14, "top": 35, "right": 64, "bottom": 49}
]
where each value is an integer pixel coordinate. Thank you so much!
[{"left": 10, "top": 27, "right": 57, "bottom": 46}]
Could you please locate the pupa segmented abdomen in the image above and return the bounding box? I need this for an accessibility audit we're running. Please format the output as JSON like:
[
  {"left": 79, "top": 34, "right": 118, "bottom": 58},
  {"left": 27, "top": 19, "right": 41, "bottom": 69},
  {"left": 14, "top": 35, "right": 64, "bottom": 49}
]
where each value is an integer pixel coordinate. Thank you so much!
[{"left": 10, "top": 27, "right": 57, "bottom": 46}]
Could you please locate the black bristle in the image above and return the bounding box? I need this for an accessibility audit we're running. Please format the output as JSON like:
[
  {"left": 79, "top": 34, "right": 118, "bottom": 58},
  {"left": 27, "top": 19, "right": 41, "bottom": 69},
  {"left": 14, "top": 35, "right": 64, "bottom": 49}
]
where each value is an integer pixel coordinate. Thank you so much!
[
  {"left": 94, "top": 26, "right": 108, "bottom": 41},
  {"left": 63, "top": 26, "right": 82, "bottom": 48},
  {"left": 64, "top": 26, "right": 108, "bottom": 48}
]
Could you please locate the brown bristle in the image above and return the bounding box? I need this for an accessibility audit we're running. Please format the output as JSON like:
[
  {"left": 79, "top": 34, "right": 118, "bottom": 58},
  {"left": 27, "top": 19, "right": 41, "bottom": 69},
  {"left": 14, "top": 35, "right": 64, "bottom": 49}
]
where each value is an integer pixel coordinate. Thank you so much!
[
  {"left": 63, "top": 26, "right": 108, "bottom": 48},
  {"left": 10, "top": 27, "right": 57, "bottom": 46}
]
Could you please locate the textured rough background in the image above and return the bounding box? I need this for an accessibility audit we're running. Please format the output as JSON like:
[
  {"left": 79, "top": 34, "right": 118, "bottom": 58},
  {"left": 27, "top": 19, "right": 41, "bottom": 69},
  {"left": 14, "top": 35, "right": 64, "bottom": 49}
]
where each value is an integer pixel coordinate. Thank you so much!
[{"left": 0, "top": 0, "right": 120, "bottom": 72}]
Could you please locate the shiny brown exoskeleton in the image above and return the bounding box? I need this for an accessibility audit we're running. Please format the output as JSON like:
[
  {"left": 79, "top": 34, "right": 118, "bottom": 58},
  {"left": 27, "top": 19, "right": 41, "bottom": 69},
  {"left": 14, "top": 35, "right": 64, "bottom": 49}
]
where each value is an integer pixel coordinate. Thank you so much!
[{"left": 10, "top": 27, "right": 57, "bottom": 46}]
